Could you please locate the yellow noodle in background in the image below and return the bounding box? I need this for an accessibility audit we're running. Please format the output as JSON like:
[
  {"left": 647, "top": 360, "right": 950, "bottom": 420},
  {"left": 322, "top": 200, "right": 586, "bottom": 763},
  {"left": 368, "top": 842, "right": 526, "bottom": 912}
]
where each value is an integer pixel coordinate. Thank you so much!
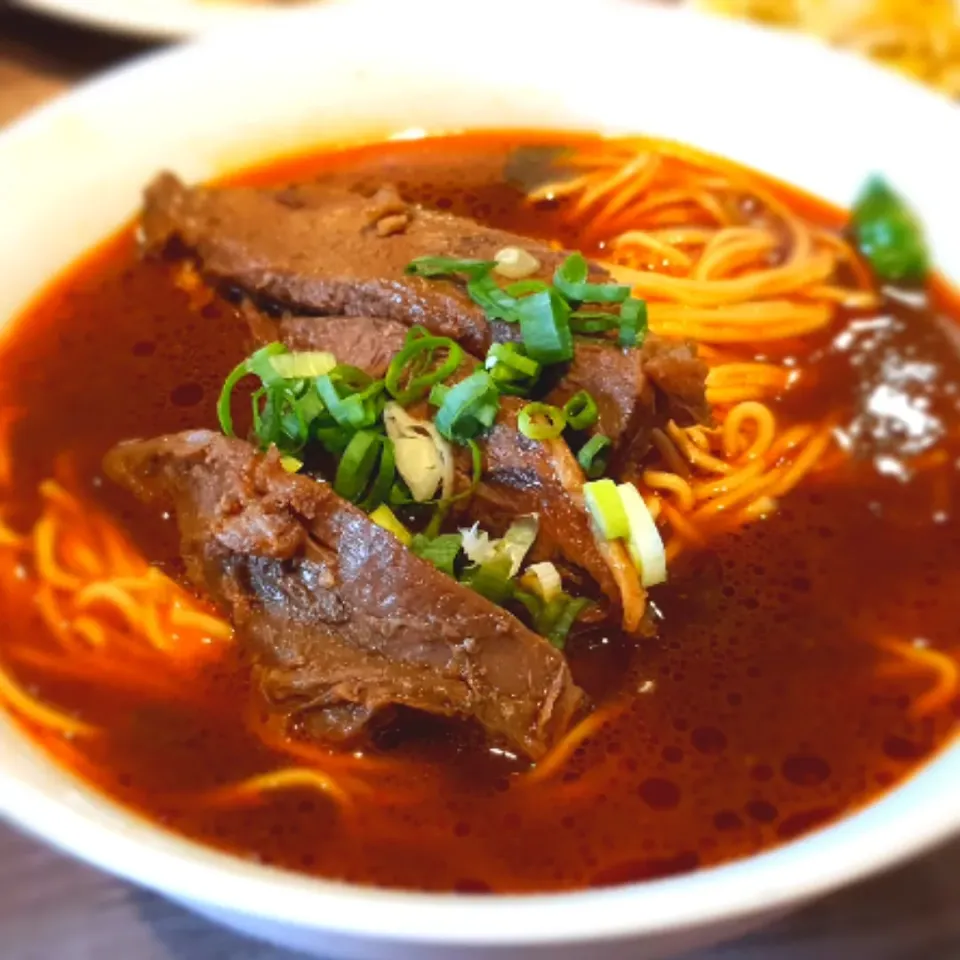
[
  {"left": 0, "top": 460, "right": 379, "bottom": 815},
  {"left": 519, "top": 138, "right": 960, "bottom": 779},
  {"left": 529, "top": 140, "right": 870, "bottom": 557},
  {"left": 697, "top": 0, "right": 960, "bottom": 98}
]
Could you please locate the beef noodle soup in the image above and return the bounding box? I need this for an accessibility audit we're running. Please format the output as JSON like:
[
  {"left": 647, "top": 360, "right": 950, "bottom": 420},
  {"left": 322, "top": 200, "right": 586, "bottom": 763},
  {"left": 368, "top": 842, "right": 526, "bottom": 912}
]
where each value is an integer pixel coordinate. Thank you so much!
[{"left": 0, "top": 132, "right": 958, "bottom": 893}]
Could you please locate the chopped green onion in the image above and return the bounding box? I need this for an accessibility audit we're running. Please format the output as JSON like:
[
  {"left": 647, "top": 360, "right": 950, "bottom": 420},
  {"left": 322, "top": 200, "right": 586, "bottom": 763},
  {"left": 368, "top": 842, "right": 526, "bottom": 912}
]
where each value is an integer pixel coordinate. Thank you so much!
[
  {"left": 433, "top": 371, "right": 501, "bottom": 443},
  {"left": 485, "top": 342, "right": 542, "bottom": 397},
  {"left": 316, "top": 367, "right": 385, "bottom": 430},
  {"left": 460, "top": 515, "right": 539, "bottom": 577},
  {"left": 514, "top": 589, "right": 591, "bottom": 649},
  {"left": 466, "top": 272, "right": 522, "bottom": 322},
  {"left": 251, "top": 384, "right": 281, "bottom": 449},
  {"left": 328, "top": 364, "right": 374, "bottom": 393},
  {"left": 617, "top": 482, "right": 667, "bottom": 587},
  {"left": 423, "top": 500, "right": 450, "bottom": 540},
  {"left": 851, "top": 176, "right": 930, "bottom": 285},
  {"left": 410, "top": 532, "right": 463, "bottom": 577},
  {"left": 462, "top": 554, "right": 515, "bottom": 605},
  {"left": 405, "top": 256, "right": 497, "bottom": 279},
  {"left": 618, "top": 297, "right": 648, "bottom": 348},
  {"left": 517, "top": 289, "right": 574, "bottom": 364},
  {"left": 486, "top": 342, "right": 541, "bottom": 378},
  {"left": 462, "top": 438, "right": 484, "bottom": 501},
  {"left": 584, "top": 478, "right": 630, "bottom": 540},
  {"left": 562, "top": 390, "right": 599, "bottom": 430},
  {"left": 405, "top": 324, "right": 432, "bottom": 342},
  {"left": 246, "top": 343, "right": 290, "bottom": 387},
  {"left": 570, "top": 311, "right": 621, "bottom": 335},
  {"left": 314, "top": 422, "right": 352, "bottom": 455},
  {"left": 505, "top": 279, "right": 551, "bottom": 297},
  {"left": 518, "top": 402, "right": 566, "bottom": 440},
  {"left": 334, "top": 430, "right": 381, "bottom": 504},
  {"left": 474, "top": 400, "right": 499, "bottom": 428},
  {"left": 488, "top": 366, "right": 530, "bottom": 397},
  {"left": 369, "top": 504, "right": 411, "bottom": 546},
  {"left": 577, "top": 433, "right": 612, "bottom": 478},
  {"left": 554, "top": 253, "right": 630, "bottom": 304},
  {"left": 217, "top": 342, "right": 287, "bottom": 437},
  {"left": 360, "top": 436, "right": 396, "bottom": 511},
  {"left": 544, "top": 596, "right": 592, "bottom": 648},
  {"left": 385, "top": 335, "right": 464, "bottom": 404},
  {"left": 429, "top": 383, "right": 450, "bottom": 407},
  {"left": 498, "top": 516, "right": 539, "bottom": 575},
  {"left": 269, "top": 351, "right": 337, "bottom": 380}
]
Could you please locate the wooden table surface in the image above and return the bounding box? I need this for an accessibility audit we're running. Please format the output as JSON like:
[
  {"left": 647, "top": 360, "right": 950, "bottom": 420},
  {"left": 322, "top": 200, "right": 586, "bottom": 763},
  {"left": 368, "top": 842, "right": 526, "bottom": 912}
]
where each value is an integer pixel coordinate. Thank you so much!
[{"left": 1, "top": 5, "right": 959, "bottom": 958}]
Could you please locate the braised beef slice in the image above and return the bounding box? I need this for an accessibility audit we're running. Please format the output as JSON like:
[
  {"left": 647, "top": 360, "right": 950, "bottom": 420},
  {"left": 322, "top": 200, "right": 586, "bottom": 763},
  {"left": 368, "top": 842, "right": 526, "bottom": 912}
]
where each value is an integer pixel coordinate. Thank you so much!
[
  {"left": 103, "top": 430, "right": 584, "bottom": 759},
  {"left": 143, "top": 173, "right": 568, "bottom": 356},
  {"left": 243, "top": 310, "right": 618, "bottom": 601},
  {"left": 143, "top": 174, "right": 707, "bottom": 448},
  {"left": 244, "top": 308, "right": 408, "bottom": 379},
  {"left": 467, "top": 400, "right": 615, "bottom": 594}
]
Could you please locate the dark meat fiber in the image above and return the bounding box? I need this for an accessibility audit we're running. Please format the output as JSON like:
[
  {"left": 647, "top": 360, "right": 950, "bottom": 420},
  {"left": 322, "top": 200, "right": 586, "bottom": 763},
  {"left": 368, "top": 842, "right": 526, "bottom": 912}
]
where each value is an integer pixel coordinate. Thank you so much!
[
  {"left": 104, "top": 431, "right": 584, "bottom": 759},
  {"left": 143, "top": 174, "right": 708, "bottom": 457},
  {"left": 245, "top": 310, "right": 620, "bottom": 601}
]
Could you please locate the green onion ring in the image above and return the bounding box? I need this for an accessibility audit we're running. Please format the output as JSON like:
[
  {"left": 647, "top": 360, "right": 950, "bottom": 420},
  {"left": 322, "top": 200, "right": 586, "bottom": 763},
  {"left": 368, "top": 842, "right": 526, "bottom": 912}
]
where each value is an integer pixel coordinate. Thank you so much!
[
  {"left": 563, "top": 390, "right": 600, "bottom": 431},
  {"left": 577, "top": 433, "right": 612, "bottom": 478},
  {"left": 518, "top": 402, "right": 567, "bottom": 440},
  {"left": 385, "top": 335, "right": 464, "bottom": 404}
]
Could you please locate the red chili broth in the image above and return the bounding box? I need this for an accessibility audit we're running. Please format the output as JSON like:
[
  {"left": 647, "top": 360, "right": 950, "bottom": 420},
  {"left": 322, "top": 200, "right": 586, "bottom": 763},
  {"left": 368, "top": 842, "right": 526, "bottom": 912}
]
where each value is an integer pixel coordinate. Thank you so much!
[{"left": 1, "top": 131, "right": 958, "bottom": 893}]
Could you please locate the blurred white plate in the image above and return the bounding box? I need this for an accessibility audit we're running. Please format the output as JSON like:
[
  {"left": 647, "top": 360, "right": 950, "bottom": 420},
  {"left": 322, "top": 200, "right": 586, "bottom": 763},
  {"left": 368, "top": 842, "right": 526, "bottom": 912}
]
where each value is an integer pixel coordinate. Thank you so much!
[{"left": 12, "top": 0, "right": 329, "bottom": 39}]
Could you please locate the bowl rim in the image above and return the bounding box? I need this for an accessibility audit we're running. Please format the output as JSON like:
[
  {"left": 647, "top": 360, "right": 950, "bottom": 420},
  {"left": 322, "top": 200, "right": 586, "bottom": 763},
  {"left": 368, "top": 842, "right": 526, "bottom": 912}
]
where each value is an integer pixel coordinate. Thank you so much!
[
  {"left": 0, "top": 0, "right": 959, "bottom": 947},
  {"left": 10, "top": 0, "right": 329, "bottom": 40}
]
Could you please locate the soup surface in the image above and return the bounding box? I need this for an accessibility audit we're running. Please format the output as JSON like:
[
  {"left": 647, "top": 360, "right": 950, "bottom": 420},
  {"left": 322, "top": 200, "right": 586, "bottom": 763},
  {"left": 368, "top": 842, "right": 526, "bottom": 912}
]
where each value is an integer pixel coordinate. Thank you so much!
[{"left": 1, "top": 132, "right": 959, "bottom": 893}]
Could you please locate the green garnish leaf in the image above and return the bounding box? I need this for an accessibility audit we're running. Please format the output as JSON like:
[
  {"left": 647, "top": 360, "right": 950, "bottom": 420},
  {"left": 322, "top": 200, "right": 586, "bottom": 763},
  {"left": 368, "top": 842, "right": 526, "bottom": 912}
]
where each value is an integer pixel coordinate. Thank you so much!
[{"left": 851, "top": 176, "right": 930, "bottom": 286}]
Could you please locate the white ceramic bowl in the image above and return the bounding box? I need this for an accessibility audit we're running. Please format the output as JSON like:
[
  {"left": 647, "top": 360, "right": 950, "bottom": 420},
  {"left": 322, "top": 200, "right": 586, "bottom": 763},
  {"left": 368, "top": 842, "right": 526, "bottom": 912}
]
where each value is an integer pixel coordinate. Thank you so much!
[
  {"left": 12, "top": 0, "right": 330, "bottom": 40},
  {"left": 0, "top": 2, "right": 958, "bottom": 958}
]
